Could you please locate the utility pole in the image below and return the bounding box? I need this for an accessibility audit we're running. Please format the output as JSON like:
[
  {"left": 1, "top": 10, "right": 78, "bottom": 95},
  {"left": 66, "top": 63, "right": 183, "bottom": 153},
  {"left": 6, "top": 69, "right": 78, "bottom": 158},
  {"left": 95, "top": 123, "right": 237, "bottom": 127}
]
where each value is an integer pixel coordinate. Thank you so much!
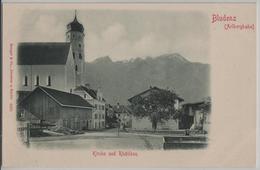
[
  {"left": 26, "top": 122, "right": 30, "bottom": 147},
  {"left": 117, "top": 122, "right": 120, "bottom": 137},
  {"left": 116, "top": 114, "right": 120, "bottom": 137}
]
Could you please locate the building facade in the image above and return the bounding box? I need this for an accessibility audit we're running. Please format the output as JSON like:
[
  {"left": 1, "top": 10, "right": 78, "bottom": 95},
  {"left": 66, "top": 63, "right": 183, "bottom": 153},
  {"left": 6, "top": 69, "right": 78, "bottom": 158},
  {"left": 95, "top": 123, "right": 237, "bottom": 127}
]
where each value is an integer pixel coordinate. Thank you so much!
[
  {"left": 18, "top": 86, "right": 93, "bottom": 130},
  {"left": 128, "top": 86, "right": 184, "bottom": 131},
  {"left": 180, "top": 98, "right": 211, "bottom": 132},
  {"left": 113, "top": 103, "right": 132, "bottom": 129},
  {"left": 73, "top": 85, "right": 106, "bottom": 129}
]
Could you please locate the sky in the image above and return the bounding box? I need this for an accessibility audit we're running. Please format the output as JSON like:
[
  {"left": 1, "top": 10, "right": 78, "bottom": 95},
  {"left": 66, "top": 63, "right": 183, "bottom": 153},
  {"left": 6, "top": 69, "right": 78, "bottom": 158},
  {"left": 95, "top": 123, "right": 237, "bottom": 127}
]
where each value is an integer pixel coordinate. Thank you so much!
[{"left": 18, "top": 9, "right": 210, "bottom": 63}]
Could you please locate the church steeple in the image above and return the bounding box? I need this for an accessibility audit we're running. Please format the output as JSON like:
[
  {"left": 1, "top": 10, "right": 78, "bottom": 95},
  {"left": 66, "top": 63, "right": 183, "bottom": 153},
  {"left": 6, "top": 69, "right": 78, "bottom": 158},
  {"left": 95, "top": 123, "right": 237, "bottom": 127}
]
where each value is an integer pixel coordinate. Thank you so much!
[
  {"left": 66, "top": 11, "right": 86, "bottom": 87},
  {"left": 74, "top": 10, "right": 78, "bottom": 21},
  {"left": 74, "top": 10, "right": 77, "bottom": 20},
  {"left": 66, "top": 10, "right": 84, "bottom": 33}
]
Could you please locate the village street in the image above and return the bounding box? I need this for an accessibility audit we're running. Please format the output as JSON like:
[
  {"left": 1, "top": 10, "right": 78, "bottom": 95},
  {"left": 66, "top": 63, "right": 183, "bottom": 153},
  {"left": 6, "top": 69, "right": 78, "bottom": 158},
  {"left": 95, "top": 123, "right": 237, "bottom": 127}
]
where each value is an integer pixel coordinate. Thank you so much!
[{"left": 30, "top": 128, "right": 164, "bottom": 150}]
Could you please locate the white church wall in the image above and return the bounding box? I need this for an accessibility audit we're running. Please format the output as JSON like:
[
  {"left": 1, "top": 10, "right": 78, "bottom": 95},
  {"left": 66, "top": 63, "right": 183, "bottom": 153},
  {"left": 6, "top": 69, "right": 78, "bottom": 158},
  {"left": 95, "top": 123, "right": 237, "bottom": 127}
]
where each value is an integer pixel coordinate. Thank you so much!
[
  {"left": 66, "top": 31, "right": 85, "bottom": 87},
  {"left": 65, "top": 47, "right": 76, "bottom": 92},
  {"left": 17, "top": 65, "right": 66, "bottom": 92}
]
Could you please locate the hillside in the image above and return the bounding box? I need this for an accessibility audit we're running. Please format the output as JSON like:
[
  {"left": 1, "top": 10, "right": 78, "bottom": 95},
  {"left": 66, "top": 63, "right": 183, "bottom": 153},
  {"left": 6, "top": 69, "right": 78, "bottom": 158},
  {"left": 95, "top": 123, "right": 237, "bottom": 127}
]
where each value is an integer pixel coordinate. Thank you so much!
[{"left": 83, "top": 53, "right": 210, "bottom": 105}]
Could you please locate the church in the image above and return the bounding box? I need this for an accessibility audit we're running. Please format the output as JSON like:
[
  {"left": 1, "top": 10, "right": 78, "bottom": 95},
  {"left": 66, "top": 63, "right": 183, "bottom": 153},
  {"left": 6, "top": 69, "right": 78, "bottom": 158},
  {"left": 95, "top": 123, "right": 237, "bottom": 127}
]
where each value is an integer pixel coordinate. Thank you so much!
[
  {"left": 16, "top": 13, "right": 105, "bottom": 130},
  {"left": 17, "top": 13, "right": 85, "bottom": 93}
]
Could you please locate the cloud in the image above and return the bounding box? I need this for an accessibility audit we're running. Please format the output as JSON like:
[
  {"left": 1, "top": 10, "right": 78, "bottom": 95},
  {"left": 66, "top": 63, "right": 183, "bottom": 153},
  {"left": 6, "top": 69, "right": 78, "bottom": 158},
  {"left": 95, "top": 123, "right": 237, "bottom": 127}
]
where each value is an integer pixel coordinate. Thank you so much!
[
  {"left": 86, "top": 24, "right": 173, "bottom": 61},
  {"left": 101, "top": 23, "right": 126, "bottom": 46},
  {"left": 20, "top": 14, "right": 65, "bottom": 42},
  {"left": 18, "top": 10, "right": 209, "bottom": 63},
  {"left": 87, "top": 23, "right": 130, "bottom": 61}
]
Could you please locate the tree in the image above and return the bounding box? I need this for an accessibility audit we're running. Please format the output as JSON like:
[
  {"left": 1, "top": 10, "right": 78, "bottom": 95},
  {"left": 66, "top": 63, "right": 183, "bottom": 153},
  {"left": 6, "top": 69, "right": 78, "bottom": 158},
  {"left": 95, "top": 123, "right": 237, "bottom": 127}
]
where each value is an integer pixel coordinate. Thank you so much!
[
  {"left": 105, "top": 105, "right": 118, "bottom": 128},
  {"left": 129, "top": 89, "right": 180, "bottom": 131}
]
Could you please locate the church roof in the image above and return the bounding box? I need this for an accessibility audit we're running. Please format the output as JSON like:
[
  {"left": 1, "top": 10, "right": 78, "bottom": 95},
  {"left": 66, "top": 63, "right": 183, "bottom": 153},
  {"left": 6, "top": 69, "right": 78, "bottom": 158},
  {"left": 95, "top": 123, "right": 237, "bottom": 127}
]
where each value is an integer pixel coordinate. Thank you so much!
[
  {"left": 18, "top": 42, "right": 71, "bottom": 65},
  {"left": 74, "top": 85, "right": 97, "bottom": 99},
  {"left": 67, "top": 15, "right": 84, "bottom": 33}
]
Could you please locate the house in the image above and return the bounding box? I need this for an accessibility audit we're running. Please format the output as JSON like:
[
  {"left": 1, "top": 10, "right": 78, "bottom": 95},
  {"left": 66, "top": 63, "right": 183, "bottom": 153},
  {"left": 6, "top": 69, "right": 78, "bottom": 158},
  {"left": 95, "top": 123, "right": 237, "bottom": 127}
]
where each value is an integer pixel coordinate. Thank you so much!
[
  {"left": 17, "top": 13, "right": 86, "bottom": 94},
  {"left": 128, "top": 86, "right": 184, "bottom": 131},
  {"left": 73, "top": 85, "right": 106, "bottom": 129},
  {"left": 180, "top": 98, "right": 211, "bottom": 132},
  {"left": 179, "top": 102, "right": 204, "bottom": 130},
  {"left": 113, "top": 103, "right": 132, "bottom": 128},
  {"left": 18, "top": 86, "right": 93, "bottom": 130},
  {"left": 128, "top": 86, "right": 184, "bottom": 110}
]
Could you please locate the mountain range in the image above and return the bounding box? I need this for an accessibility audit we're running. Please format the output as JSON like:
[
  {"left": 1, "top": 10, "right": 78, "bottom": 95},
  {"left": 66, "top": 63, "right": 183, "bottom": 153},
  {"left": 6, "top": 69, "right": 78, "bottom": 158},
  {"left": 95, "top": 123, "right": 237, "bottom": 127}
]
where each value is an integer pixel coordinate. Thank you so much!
[{"left": 83, "top": 53, "right": 210, "bottom": 105}]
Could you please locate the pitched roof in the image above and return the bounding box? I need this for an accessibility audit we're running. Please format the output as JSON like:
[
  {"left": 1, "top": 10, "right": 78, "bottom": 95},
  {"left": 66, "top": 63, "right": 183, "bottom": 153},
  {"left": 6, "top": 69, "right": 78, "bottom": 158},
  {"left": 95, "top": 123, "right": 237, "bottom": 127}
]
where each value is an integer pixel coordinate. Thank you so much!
[
  {"left": 19, "top": 86, "right": 93, "bottom": 109},
  {"left": 17, "top": 91, "right": 31, "bottom": 103},
  {"left": 113, "top": 104, "right": 129, "bottom": 114},
  {"left": 182, "top": 102, "right": 204, "bottom": 107},
  {"left": 74, "top": 86, "right": 97, "bottom": 99},
  {"left": 18, "top": 42, "right": 71, "bottom": 65},
  {"left": 128, "top": 86, "right": 184, "bottom": 102}
]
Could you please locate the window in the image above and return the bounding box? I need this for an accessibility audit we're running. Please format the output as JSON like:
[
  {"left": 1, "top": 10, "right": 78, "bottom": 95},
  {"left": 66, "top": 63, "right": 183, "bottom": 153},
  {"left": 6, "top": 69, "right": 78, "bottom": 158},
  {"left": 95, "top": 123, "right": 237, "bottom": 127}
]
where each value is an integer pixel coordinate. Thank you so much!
[
  {"left": 95, "top": 114, "right": 98, "bottom": 119},
  {"left": 35, "top": 75, "right": 39, "bottom": 86},
  {"left": 95, "top": 104, "right": 97, "bottom": 109},
  {"left": 75, "top": 65, "right": 78, "bottom": 71},
  {"left": 79, "top": 44, "right": 81, "bottom": 48},
  {"left": 79, "top": 53, "right": 82, "bottom": 59},
  {"left": 63, "top": 120, "right": 68, "bottom": 127},
  {"left": 70, "top": 89, "right": 72, "bottom": 93},
  {"left": 24, "top": 76, "right": 28, "bottom": 86},
  {"left": 84, "top": 94, "right": 87, "bottom": 98},
  {"left": 73, "top": 52, "right": 75, "bottom": 59},
  {"left": 49, "top": 107, "right": 54, "bottom": 115},
  {"left": 47, "top": 76, "right": 51, "bottom": 86}
]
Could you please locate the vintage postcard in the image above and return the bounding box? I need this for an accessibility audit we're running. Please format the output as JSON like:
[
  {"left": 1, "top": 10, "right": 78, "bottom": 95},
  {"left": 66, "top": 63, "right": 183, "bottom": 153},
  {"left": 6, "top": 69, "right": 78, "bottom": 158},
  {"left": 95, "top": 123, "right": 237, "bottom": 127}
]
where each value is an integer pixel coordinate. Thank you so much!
[{"left": 1, "top": 2, "right": 257, "bottom": 168}]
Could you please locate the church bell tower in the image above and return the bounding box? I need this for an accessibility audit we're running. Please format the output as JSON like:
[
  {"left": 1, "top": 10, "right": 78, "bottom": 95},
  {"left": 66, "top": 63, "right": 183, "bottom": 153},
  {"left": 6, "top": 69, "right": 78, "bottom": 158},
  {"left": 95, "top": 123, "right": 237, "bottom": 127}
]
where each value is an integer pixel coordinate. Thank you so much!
[{"left": 66, "top": 11, "right": 85, "bottom": 87}]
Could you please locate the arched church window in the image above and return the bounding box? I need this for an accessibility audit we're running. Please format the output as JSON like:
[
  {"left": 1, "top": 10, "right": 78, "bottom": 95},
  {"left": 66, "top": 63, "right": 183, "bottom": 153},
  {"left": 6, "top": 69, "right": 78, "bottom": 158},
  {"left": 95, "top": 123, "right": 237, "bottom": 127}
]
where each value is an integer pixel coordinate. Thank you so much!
[
  {"left": 47, "top": 76, "right": 51, "bottom": 86},
  {"left": 24, "top": 76, "right": 28, "bottom": 86},
  {"left": 75, "top": 65, "right": 78, "bottom": 71},
  {"left": 79, "top": 44, "right": 81, "bottom": 48},
  {"left": 73, "top": 52, "right": 75, "bottom": 59},
  {"left": 79, "top": 53, "right": 82, "bottom": 59},
  {"left": 35, "top": 76, "right": 39, "bottom": 86}
]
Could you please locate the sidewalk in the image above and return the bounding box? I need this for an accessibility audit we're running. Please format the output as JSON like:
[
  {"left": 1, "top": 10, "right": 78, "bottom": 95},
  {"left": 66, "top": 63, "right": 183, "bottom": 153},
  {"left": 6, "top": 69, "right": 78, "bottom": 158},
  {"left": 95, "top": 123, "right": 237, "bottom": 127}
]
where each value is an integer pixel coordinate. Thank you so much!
[
  {"left": 30, "top": 130, "right": 207, "bottom": 142},
  {"left": 30, "top": 131, "right": 165, "bottom": 150}
]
